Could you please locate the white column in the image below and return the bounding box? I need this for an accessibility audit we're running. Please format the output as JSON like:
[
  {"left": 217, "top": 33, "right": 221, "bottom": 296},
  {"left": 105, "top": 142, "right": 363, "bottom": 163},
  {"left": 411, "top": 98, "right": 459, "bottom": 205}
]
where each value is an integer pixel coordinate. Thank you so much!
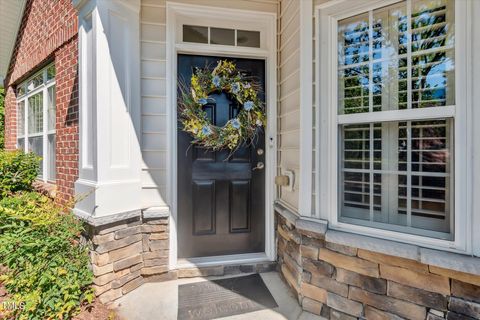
[{"left": 73, "top": 0, "right": 142, "bottom": 219}]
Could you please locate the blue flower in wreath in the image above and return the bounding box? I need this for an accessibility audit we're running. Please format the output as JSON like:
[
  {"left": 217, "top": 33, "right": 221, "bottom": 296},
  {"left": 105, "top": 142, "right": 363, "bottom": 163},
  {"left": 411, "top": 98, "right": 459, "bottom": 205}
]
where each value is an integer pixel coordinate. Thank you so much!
[
  {"left": 244, "top": 100, "right": 254, "bottom": 111},
  {"left": 212, "top": 76, "right": 221, "bottom": 88},
  {"left": 198, "top": 98, "right": 208, "bottom": 105},
  {"left": 232, "top": 82, "right": 241, "bottom": 94},
  {"left": 231, "top": 119, "right": 241, "bottom": 129},
  {"left": 202, "top": 126, "right": 212, "bottom": 136}
]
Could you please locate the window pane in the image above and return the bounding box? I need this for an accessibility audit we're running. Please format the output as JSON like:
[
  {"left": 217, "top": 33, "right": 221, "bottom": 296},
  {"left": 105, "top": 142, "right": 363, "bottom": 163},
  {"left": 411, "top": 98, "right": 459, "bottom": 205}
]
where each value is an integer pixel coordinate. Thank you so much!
[
  {"left": 183, "top": 25, "right": 208, "bottom": 44},
  {"left": 28, "top": 93, "right": 43, "bottom": 134},
  {"left": 17, "top": 138, "right": 24, "bottom": 151},
  {"left": 210, "top": 28, "right": 235, "bottom": 46},
  {"left": 17, "top": 101, "right": 25, "bottom": 137},
  {"left": 17, "top": 85, "right": 26, "bottom": 96},
  {"left": 237, "top": 30, "right": 260, "bottom": 48},
  {"left": 339, "top": 119, "right": 453, "bottom": 239},
  {"left": 47, "top": 134, "right": 56, "bottom": 181},
  {"left": 337, "top": 0, "right": 454, "bottom": 114},
  {"left": 46, "top": 65, "right": 56, "bottom": 82},
  {"left": 48, "top": 86, "right": 56, "bottom": 131},
  {"left": 26, "top": 72, "right": 44, "bottom": 93},
  {"left": 28, "top": 136, "right": 43, "bottom": 177}
]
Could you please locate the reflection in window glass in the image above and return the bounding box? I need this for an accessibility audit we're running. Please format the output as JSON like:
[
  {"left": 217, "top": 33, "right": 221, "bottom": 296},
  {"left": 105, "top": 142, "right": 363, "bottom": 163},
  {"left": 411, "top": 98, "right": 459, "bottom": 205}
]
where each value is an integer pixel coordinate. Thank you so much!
[
  {"left": 47, "top": 65, "right": 56, "bottom": 82},
  {"left": 28, "top": 93, "right": 43, "bottom": 134},
  {"left": 26, "top": 72, "right": 44, "bottom": 93},
  {"left": 237, "top": 30, "right": 260, "bottom": 48},
  {"left": 210, "top": 27, "right": 235, "bottom": 46},
  {"left": 17, "top": 101, "right": 25, "bottom": 137},
  {"left": 28, "top": 136, "right": 43, "bottom": 177},
  {"left": 183, "top": 25, "right": 208, "bottom": 44},
  {"left": 337, "top": 0, "right": 455, "bottom": 114},
  {"left": 17, "top": 138, "right": 25, "bottom": 151},
  {"left": 48, "top": 134, "right": 56, "bottom": 181},
  {"left": 48, "top": 87, "right": 56, "bottom": 131}
]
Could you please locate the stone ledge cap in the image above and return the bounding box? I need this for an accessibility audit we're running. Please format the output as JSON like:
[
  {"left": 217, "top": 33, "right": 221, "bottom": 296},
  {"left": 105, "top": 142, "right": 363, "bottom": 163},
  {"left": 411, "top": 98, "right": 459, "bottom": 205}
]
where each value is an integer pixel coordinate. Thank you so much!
[
  {"left": 74, "top": 208, "right": 141, "bottom": 227},
  {"left": 420, "top": 248, "right": 480, "bottom": 276},
  {"left": 326, "top": 230, "right": 419, "bottom": 261},
  {"left": 296, "top": 219, "right": 328, "bottom": 237},
  {"left": 274, "top": 201, "right": 299, "bottom": 224},
  {"left": 142, "top": 206, "right": 170, "bottom": 219}
]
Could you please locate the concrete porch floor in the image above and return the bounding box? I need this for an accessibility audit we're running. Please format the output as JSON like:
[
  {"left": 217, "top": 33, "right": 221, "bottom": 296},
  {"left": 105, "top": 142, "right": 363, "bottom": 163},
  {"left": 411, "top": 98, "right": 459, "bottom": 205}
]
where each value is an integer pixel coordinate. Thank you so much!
[{"left": 113, "top": 271, "right": 326, "bottom": 320}]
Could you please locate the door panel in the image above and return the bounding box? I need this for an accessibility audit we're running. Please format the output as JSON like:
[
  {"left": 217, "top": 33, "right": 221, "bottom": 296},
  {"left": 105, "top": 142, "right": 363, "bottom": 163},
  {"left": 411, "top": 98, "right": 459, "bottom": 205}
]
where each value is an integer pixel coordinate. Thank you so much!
[
  {"left": 177, "top": 54, "right": 266, "bottom": 258},
  {"left": 230, "top": 180, "right": 251, "bottom": 233},
  {"left": 192, "top": 180, "right": 216, "bottom": 235}
]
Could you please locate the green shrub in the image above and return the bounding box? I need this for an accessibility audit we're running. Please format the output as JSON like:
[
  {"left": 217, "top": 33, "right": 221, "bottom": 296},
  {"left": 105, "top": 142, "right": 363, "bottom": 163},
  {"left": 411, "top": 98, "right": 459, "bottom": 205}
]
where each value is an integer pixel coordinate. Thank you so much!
[
  {"left": 0, "top": 192, "right": 94, "bottom": 320},
  {"left": 0, "top": 150, "right": 40, "bottom": 197}
]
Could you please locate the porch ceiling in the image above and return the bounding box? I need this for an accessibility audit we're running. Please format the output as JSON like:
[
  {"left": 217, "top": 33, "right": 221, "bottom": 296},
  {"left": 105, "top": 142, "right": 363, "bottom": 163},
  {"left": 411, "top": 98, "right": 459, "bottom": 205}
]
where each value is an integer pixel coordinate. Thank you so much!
[{"left": 0, "top": 0, "right": 26, "bottom": 86}]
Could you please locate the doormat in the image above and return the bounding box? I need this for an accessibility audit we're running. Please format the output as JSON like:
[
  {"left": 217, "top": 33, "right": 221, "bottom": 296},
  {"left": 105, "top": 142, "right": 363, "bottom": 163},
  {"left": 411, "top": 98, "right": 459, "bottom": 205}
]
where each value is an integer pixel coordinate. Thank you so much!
[{"left": 178, "top": 273, "right": 278, "bottom": 320}]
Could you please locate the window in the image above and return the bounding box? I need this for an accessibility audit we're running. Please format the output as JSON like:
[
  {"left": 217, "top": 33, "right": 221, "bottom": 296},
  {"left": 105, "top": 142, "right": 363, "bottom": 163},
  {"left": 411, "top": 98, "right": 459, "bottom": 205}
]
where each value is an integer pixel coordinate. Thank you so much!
[
  {"left": 319, "top": 0, "right": 463, "bottom": 242},
  {"left": 17, "top": 64, "right": 56, "bottom": 182},
  {"left": 182, "top": 25, "right": 261, "bottom": 48}
]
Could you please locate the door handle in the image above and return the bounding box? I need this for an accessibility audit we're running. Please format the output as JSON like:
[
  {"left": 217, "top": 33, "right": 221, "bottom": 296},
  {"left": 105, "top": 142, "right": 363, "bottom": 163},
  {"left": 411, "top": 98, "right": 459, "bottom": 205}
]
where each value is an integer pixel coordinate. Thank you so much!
[{"left": 252, "top": 162, "right": 264, "bottom": 171}]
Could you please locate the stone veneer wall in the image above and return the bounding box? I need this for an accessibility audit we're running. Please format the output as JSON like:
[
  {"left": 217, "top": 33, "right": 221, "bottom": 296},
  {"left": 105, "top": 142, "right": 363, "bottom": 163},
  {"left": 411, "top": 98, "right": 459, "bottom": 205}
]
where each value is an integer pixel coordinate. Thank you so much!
[
  {"left": 87, "top": 214, "right": 173, "bottom": 303},
  {"left": 276, "top": 213, "right": 480, "bottom": 320},
  {"left": 87, "top": 213, "right": 277, "bottom": 304}
]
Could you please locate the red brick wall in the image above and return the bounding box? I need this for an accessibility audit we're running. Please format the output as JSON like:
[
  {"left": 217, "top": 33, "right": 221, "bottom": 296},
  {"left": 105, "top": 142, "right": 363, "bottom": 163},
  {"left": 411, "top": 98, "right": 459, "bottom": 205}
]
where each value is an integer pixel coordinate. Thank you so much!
[{"left": 3, "top": 0, "right": 78, "bottom": 204}]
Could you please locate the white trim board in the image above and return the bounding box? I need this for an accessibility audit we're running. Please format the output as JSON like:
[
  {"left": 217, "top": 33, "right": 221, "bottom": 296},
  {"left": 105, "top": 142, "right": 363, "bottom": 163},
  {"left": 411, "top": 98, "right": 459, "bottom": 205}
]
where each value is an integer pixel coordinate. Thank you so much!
[
  {"left": 298, "top": 0, "right": 314, "bottom": 218},
  {"left": 166, "top": 2, "right": 277, "bottom": 269}
]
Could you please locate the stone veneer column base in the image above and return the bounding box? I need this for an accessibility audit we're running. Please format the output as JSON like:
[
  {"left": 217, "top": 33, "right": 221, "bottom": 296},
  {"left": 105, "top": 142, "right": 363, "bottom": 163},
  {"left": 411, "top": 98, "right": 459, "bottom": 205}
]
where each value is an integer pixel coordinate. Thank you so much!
[
  {"left": 86, "top": 213, "right": 172, "bottom": 303},
  {"left": 275, "top": 212, "right": 480, "bottom": 320},
  {"left": 85, "top": 212, "right": 277, "bottom": 304}
]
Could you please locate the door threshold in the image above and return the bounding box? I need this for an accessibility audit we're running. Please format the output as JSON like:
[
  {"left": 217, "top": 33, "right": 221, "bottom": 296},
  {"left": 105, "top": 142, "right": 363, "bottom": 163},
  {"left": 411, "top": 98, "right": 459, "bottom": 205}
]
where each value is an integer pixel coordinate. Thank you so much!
[{"left": 176, "top": 252, "right": 272, "bottom": 269}]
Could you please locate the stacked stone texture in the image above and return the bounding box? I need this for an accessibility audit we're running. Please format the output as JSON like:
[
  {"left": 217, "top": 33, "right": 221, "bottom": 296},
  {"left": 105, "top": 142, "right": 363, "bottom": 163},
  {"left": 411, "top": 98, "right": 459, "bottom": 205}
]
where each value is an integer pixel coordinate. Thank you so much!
[
  {"left": 89, "top": 216, "right": 173, "bottom": 304},
  {"left": 276, "top": 214, "right": 480, "bottom": 320}
]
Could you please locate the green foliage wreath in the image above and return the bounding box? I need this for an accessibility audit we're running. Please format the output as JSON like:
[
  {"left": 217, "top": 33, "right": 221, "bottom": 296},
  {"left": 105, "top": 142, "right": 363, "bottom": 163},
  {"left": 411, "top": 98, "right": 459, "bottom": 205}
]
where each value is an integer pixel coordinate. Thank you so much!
[{"left": 178, "top": 60, "right": 266, "bottom": 151}]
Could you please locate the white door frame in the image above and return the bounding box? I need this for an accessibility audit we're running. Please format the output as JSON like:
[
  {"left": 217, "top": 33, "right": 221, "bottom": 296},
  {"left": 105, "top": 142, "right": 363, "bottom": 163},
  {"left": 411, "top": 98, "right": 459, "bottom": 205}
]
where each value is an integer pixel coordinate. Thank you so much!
[{"left": 166, "top": 2, "right": 277, "bottom": 269}]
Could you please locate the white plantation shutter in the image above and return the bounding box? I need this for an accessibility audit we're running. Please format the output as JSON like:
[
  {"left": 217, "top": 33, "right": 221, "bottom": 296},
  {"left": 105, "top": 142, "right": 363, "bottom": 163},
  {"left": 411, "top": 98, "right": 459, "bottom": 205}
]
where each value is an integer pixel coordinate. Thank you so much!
[{"left": 336, "top": 0, "right": 455, "bottom": 239}]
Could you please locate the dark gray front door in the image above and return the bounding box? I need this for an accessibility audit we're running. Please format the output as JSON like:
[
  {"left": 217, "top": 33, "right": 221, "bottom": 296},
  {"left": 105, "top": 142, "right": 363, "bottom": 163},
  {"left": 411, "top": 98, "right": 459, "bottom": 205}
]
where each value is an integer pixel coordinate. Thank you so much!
[{"left": 177, "top": 54, "right": 266, "bottom": 258}]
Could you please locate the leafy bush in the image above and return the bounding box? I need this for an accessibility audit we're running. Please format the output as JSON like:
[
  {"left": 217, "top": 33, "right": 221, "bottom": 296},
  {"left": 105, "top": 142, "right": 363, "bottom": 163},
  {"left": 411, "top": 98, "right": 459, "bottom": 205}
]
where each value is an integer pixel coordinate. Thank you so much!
[
  {"left": 0, "top": 192, "right": 94, "bottom": 319},
  {"left": 0, "top": 150, "right": 40, "bottom": 198}
]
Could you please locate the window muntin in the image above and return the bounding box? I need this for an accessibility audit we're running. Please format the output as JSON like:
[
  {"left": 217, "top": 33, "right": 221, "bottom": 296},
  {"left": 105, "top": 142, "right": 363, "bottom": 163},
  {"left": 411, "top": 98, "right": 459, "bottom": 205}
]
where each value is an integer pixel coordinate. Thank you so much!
[
  {"left": 16, "top": 64, "right": 56, "bottom": 182},
  {"left": 336, "top": 0, "right": 455, "bottom": 240}
]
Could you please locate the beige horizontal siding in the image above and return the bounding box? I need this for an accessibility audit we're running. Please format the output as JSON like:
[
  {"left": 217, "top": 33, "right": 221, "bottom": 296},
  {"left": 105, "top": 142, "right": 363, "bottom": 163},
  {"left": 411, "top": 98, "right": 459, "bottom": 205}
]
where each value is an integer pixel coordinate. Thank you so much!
[{"left": 277, "top": 0, "right": 300, "bottom": 211}]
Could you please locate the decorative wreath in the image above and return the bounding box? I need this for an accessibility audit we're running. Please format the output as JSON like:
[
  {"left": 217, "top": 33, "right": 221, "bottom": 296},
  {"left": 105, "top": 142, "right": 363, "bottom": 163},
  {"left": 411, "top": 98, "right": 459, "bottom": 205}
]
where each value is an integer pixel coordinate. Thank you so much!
[{"left": 178, "top": 60, "right": 266, "bottom": 151}]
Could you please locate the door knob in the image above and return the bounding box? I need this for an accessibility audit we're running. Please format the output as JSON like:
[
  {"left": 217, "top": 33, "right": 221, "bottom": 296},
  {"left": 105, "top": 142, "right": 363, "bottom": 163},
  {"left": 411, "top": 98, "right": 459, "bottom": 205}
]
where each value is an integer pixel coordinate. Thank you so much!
[{"left": 252, "top": 162, "right": 264, "bottom": 171}]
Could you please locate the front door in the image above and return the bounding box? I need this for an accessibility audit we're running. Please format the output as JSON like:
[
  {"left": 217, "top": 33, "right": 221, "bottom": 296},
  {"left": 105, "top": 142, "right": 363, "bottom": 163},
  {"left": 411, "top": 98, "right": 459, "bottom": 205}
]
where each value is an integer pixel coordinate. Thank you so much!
[{"left": 177, "top": 54, "right": 266, "bottom": 258}]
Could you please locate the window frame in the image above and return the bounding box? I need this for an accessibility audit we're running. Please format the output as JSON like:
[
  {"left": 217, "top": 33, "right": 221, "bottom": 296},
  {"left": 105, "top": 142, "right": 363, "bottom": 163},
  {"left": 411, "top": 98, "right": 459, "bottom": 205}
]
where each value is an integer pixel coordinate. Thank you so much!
[
  {"left": 16, "top": 64, "right": 56, "bottom": 183},
  {"left": 316, "top": 0, "right": 471, "bottom": 253}
]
